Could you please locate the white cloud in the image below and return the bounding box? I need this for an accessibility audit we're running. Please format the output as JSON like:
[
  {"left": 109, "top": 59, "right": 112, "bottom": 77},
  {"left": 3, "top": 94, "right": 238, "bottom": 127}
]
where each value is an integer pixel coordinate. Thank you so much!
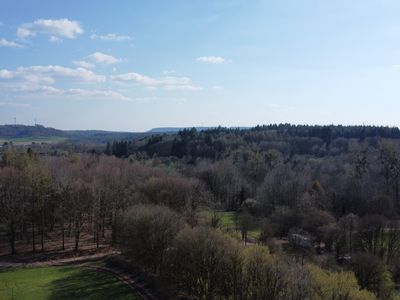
[
  {"left": 0, "top": 65, "right": 105, "bottom": 84},
  {"left": 17, "top": 65, "right": 105, "bottom": 82},
  {"left": 88, "top": 52, "right": 121, "bottom": 65},
  {"left": 90, "top": 33, "right": 132, "bottom": 41},
  {"left": 0, "top": 38, "right": 23, "bottom": 48},
  {"left": 4, "top": 85, "right": 130, "bottom": 101},
  {"left": 64, "top": 88, "right": 131, "bottom": 101},
  {"left": 49, "top": 36, "right": 61, "bottom": 43},
  {"left": 111, "top": 72, "right": 202, "bottom": 91},
  {"left": 162, "top": 76, "right": 202, "bottom": 91},
  {"left": 73, "top": 60, "right": 95, "bottom": 69},
  {"left": 111, "top": 72, "right": 160, "bottom": 86},
  {"left": 17, "top": 18, "right": 83, "bottom": 39},
  {"left": 0, "top": 64, "right": 132, "bottom": 102},
  {"left": 196, "top": 56, "right": 225, "bottom": 64},
  {"left": 212, "top": 85, "right": 224, "bottom": 90},
  {"left": 0, "top": 70, "right": 14, "bottom": 79}
]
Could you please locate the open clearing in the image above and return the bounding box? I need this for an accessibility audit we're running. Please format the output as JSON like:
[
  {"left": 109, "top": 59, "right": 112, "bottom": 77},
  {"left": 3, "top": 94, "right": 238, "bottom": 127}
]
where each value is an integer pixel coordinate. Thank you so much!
[
  {"left": 0, "top": 266, "right": 142, "bottom": 300},
  {"left": 198, "top": 207, "right": 261, "bottom": 241}
]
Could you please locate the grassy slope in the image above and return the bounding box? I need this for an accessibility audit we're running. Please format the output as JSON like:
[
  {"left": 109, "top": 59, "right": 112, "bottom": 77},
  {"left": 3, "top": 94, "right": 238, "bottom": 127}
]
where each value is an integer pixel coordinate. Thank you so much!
[{"left": 0, "top": 266, "right": 141, "bottom": 300}]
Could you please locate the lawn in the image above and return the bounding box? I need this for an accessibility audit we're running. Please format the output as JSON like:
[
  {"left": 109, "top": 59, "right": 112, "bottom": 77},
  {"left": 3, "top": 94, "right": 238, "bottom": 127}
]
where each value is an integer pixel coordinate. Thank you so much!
[
  {"left": 0, "top": 266, "right": 142, "bottom": 300},
  {"left": 198, "top": 207, "right": 262, "bottom": 241}
]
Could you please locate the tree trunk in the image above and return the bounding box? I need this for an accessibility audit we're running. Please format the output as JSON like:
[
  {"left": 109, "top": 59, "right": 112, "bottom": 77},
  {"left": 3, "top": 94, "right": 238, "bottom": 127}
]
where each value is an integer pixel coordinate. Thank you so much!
[
  {"left": 111, "top": 210, "right": 118, "bottom": 245},
  {"left": 102, "top": 217, "right": 105, "bottom": 238},
  {"left": 32, "top": 222, "right": 35, "bottom": 252},
  {"left": 96, "top": 223, "right": 100, "bottom": 248},
  {"left": 9, "top": 220, "right": 16, "bottom": 255},
  {"left": 40, "top": 209, "right": 45, "bottom": 252},
  {"left": 74, "top": 217, "right": 80, "bottom": 251},
  {"left": 61, "top": 223, "right": 65, "bottom": 251}
]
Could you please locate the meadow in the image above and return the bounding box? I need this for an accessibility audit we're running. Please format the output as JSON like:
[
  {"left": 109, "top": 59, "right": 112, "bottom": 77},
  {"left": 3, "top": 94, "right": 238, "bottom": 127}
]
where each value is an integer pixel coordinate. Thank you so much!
[{"left": 0, "top": 266, "right": 141, "bottom": 300}]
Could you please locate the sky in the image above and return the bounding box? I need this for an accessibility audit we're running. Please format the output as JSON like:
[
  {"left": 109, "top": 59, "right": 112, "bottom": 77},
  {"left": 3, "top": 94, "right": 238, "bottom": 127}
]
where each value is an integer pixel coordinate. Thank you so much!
[{"left": 1, "top": 0, "right": 400, "bottom": 131}]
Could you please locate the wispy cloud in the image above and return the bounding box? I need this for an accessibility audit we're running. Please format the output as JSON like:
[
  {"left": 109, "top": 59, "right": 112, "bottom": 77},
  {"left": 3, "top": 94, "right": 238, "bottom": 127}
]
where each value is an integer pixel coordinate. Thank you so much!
[
  {"left": 196, "top": 56, "right": 225, "bottom": 64},
  {"left": 73, "top": 60, "right": 95, "bottom": 69},
  {"left": 0, "top": 38, "right": 23, "bottom": 48},
  {"left": 111, "top": 72, "right": 202, "bottom": 91},
  {"left": 5, "top": 85, "right": 130, "bottom": 102},
  {"left": 112, "top": 72, "right": 159, "bottom": 85},
  {"left": 61, "top": 88, "right": 131, "bottom": 101},
  {"left": 0, "top": 64, "right": 132, "bottom": 102},
  {"left": 17, "top": 18, "right": 83, "bottom": 39},
  {"left": 162, "top": 70, "right": 176, "bottom": 75},
  {"left": 0, "top": 70, "right": 14, "bottom": 79},
  {"left": 48, "top": 36, "right": 61, "bottom": 43},
  {"left": 90, "top": 33, "right": 132, "bottom": 41},
  {"left": 0, "top": 65, "right": 105, "bottom": 85},
  {"left": 88, "top": 52, "right": 121, "bottom": 65},
  {"left": 16, "top": 65, "right": 105, "bottom": 82},
  {"left": 162, "top": 76, "right": 202, "bottom": 91},
  {"left": 0, "top": 82, "right": 130, "bottom": 102}
]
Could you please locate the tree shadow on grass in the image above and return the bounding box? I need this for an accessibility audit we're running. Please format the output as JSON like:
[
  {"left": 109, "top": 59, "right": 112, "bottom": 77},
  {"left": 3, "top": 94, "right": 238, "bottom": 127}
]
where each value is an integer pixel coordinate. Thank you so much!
[{"left": 48, "top": 268, "right": 138, "bottom": 300}]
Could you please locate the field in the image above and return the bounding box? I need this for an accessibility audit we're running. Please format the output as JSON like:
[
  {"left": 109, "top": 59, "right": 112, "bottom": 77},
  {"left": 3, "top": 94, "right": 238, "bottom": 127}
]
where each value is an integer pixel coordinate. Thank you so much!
[
  {"left": 198, "top": 207, "right": 262, "bottom": 241},
  {"left": 0, "top": 266, "right": 141, "bottom": 300}
]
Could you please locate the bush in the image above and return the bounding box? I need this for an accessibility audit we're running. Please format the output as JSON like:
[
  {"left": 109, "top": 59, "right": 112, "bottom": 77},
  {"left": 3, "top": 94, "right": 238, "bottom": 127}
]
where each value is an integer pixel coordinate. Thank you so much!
[
  {"left": 164, "top": 226, "right": 244, "bottom": 299},
  {"left": 121, "top": 205, "right": 182, "bottom": 274},
  {"left": 351, "top": 253, "right": 394, "bottom": 298},
  {"left": 307, "top": 264, "right": 375, "bottom": 300}
]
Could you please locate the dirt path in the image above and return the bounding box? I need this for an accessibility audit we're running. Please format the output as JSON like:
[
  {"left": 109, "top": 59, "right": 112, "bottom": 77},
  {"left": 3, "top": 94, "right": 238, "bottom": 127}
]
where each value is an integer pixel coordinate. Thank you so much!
[{"left": 0, "top": 250, "right": 120, "bottom": 268}]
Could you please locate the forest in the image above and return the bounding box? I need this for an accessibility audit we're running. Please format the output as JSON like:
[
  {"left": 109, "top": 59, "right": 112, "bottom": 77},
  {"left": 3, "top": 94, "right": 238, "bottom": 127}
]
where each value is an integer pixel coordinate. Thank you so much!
[{"left": 2, "top": 124, "right": 400, "bottom": 299}]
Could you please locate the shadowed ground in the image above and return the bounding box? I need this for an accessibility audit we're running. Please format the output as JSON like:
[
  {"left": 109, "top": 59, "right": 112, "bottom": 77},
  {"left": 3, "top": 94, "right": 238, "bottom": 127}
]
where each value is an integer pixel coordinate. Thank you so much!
[{"left": 0, "top": 266, "right": 142, "bottom": 300}]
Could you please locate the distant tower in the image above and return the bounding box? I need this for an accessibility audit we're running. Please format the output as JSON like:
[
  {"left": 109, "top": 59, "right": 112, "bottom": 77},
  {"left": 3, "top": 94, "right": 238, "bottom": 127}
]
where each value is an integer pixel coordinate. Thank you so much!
[
  {"left": 14, "top": 117, "right": 16, "bottom": 126},
  {"left": 34, "top": 118, "right": 37, "bottom": 126}
]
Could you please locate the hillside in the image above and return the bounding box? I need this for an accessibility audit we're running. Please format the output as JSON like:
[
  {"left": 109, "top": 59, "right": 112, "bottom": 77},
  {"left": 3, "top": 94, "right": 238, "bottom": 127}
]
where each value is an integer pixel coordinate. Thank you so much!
[
  {"left": 0, "top": 125, "right": 63, "bottom": 138},
  {"left": 0, "top": 125, "right": 149, "bottom": 144}
]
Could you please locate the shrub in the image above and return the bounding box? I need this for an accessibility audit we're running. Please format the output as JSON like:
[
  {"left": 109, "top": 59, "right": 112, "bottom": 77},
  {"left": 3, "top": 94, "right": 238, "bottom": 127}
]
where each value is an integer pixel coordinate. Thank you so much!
[{"left": 121, "top": 205, "right": 182, "bottom": 274}]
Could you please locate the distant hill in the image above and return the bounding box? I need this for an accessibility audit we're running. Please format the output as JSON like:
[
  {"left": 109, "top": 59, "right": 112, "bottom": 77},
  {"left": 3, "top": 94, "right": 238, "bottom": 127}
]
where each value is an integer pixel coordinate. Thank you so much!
[
  {"left": 148, "top": 127, "right": 213, "bottom": 133},
  {"left": 148, "top": 126, "right": 250, "bottom": 133},
  {"left": 0, "top": 124, "right": 253, "bottom": 145},
  {"left": 0, "top": 124, "right": 63, "bottom": 138},
  {"left": 0, "top": 125, "right": 150, "bottom": 144}
]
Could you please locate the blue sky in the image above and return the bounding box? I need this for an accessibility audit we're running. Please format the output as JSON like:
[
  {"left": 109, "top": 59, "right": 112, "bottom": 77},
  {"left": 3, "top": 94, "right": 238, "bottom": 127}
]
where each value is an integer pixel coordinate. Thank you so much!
[{"left": 1, "top": 0, "right": 400, "bottom": 131}]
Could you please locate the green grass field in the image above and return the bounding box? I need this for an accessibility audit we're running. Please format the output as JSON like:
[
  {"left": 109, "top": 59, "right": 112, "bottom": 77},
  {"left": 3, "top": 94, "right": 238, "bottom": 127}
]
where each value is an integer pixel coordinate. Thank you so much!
[
  {"left": 198, "top": 207, "right": 262, "bottom": 241},
  {"left": 0, "top": 266, "right": 142, "bottom": 300}
]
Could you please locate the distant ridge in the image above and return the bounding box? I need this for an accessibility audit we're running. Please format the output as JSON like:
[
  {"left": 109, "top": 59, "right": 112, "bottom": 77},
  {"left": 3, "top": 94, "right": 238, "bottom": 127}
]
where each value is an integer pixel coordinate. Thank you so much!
[
  {"left": 0, "top": 124, "right": 63, "bottom": 138},
  {"left": 147, "top": 127, "right": 213, "bottom": 133},
  {"left": 3, "top": 124, "right": 399, "bottom": 145},
  {"left": 0, "top": 124, "right": 252, "bottom": 144},
  {"left": 148, "top": 126, "right": 250, "bottom": 133},
  {"left": 0, "top": 124, "right": 148, "bottom": 144}
]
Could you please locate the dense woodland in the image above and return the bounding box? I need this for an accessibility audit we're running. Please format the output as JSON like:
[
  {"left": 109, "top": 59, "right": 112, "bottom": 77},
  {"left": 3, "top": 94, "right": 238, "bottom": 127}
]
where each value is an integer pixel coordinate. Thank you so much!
[{"left": 3, "top": 124, "right": 400, "bottom": 299}]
